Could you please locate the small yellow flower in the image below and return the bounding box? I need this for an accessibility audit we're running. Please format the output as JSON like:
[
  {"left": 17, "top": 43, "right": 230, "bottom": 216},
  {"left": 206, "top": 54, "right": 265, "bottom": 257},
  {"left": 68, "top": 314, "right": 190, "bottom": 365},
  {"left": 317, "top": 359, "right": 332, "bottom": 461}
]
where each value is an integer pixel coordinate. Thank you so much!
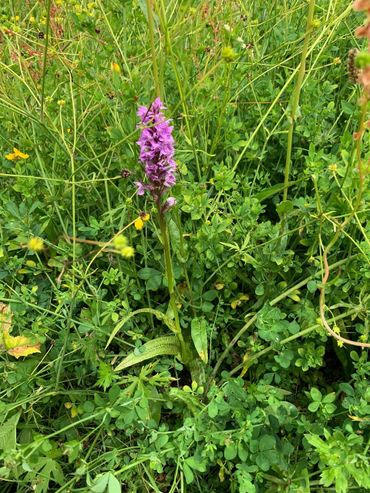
[
  {"left": 135, "top": 213, "right": 150, "bottom": 230},
  {"left": 329, "top": 163, "right": 337, "bottom": 173},
  {"left": 333, "top": 325, "right": 340, "bottom": 335},
  {"left": 120, "top": 246, "right": 135, "bottom": 258},
  {"left": 333, "top": 57, "right": 341, "bottom": 65},
  {"left": 27, "top": 237, "right": 44, "bottom": 252},
  {"left": 221, "top": 46, "right": 237, "bottom": 62},
  {"left": 111, "top": 62, "right": 121, "bottom": 73},
  {"left": 57, "top": 99, "right": 65, "bottom": 107},
  {"left": 113, "top": 234, "right": 128, "bottom": 250},
  {"left": 5, "top": 148, "right": 29, "bottom": 161},
  {"left": 134, "top": 218, "right": 144, "bottom": 231}
]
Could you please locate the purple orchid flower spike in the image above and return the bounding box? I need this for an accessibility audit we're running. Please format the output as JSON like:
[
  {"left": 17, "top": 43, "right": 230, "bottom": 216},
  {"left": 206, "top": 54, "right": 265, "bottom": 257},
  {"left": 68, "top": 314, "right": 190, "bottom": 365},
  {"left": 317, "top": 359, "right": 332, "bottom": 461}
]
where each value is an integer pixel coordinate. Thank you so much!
[{"left": 136, "top": 98, "right": 177, "bottom": 210}]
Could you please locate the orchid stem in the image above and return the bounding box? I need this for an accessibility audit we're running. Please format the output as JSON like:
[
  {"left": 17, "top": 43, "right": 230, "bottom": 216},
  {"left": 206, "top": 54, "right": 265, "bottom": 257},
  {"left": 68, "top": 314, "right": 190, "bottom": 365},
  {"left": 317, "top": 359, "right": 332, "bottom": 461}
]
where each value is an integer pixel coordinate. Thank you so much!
[
  {"left": 146, "top": 0, "right": 161, "bottom": 98},
  {"left": 157, "top": 206, "right": 200, "bottom": 376}
]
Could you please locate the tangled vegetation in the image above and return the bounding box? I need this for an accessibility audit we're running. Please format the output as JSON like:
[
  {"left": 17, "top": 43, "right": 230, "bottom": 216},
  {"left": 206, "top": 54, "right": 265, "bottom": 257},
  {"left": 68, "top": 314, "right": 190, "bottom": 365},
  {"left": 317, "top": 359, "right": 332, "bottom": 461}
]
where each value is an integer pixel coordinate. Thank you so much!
[{"left": 0, "top": 0, "right": 369, "bottom": 492}]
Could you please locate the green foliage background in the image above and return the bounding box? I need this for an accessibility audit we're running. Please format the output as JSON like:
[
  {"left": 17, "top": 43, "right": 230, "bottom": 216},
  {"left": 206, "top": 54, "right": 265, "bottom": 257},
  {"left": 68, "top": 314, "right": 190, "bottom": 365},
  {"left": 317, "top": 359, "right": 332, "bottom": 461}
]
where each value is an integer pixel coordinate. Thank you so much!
[{"left": 0, "top": 0, "right": 369, "bottom": 492}]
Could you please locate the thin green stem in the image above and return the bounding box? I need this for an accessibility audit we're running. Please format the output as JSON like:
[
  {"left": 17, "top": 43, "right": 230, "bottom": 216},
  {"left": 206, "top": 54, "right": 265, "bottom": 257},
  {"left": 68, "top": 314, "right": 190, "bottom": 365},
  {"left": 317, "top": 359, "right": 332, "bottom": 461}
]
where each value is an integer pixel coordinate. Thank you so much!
[
  {"left": 157, "top": 207, "right": 187, "bottom": 359},
  {"left": 40, "top": 0, "right": 52, "bottom": 122},
  {"left": 283, "top": 0, "right": 315, "bottom": 202},
  {"left": 146, "top": 0, "right": 161, "bottom": 97}
]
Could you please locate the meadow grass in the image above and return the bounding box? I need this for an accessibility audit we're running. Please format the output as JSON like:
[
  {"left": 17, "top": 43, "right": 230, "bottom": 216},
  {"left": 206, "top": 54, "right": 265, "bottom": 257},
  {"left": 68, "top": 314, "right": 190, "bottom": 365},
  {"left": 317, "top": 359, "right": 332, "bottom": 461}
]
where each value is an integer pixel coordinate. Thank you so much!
[{"left": 0, "top": 1, "right": 369, "bottom": 492}]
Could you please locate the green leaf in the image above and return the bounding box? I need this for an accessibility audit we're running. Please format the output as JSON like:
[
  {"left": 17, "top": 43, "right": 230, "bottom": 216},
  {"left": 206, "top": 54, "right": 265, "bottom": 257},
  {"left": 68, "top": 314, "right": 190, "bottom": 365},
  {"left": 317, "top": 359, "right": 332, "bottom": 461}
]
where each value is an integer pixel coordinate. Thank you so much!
[
  {"left": 138, "top": 268, "right": 162, "bottom": 290},
  {"left": 341, "top": 100, "right": 355, "bottom": 116},
  {"left": 106, "top": 308, "right": 178, "bottom": 348},
  {"left": 259, "top": 435, "right": 275, "bottom": 451},
  {"left": 28, "top": 458, "right": 65, "bottom": 493},
  {"left": 276, "top": 200, "right": 293, "bottom": 217},
  {"left": 191, "top": 318, "right": 208, "bottom": 363},
  {"left": 254, "top": 181, "right": 297, "bottom": 202},
  {"left": 310, "top": 388, "right": 322, "bottom": 402},
  {"left": 202, "top": 290, "right": 218, "bottom": 301},
  {"left": 0, "top": 412, "right": 20, "bottom": 453},
  {"left": 307, "top": 280, "right": 318, "bottom": 293},
  {"left": 185, "top": 457, "right": 206, "bottom": 472},
  {"left": 322, "top": 392, "right": 336, "bottom": 404},
  {"left": 108, "top": 473, "right": 121, "bottom": 493},
  {"left": 308, "top": 401, "right": 320, "bottom": 412},
  {"left": 115, "top": 336, "right": 180, "bottom": 371},
  {"left": 255, "top": 452, "right": 270, "bottom": 471},
  {"left": 224, "top": 442, "right": 238, "bottom": 460},
  {"left": 106, "top": 126, "right": 124, "bottom": 142},
  {"left": 91, "top": 472, "right": 109, "bottom": 493},
  {"left": 238, "top": 442, "right": 248, "bottom": 461},
  {"left": 305, "top": 434, "right": 325, "bottom": 449},
  {"left": 324, "top": 403, "right": 336, "bottom": 414},
  {"left": 208, "top": 400, "right": 218, "bottom": 418},
  {"left": 183, "top": 462, "right": 194, "bottom": 484}
]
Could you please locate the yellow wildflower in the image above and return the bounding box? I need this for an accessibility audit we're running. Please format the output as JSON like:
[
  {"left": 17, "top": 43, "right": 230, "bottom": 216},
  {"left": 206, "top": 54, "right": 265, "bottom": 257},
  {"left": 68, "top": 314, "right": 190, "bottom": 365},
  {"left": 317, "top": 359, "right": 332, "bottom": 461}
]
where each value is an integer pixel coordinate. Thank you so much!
[
  {"left": 333, "top": 325, "right": 340, "bottom": 334},
  {"left": 134, "top": 218, "right": 144, "bottom": 230},
  {"left": 121, "top": 246, "right": 135, "bottom": 258},
  {"left": 27, "top": 237, "right": 44, "bottom": 252},
  {"left": 113, "top": 235, "right": 128, "bottom": 250},
  {"left": 111, "top": 62, "right": 121, "bottom": 73},
  {"left": 135, "top": 213, "right": 150, "bottom": 230},
  {"left": 57, "top": 99, "right": 65, "bottom": 107},
  {"left": 5, "top": 148, "right": 29, "bottom": 161}
]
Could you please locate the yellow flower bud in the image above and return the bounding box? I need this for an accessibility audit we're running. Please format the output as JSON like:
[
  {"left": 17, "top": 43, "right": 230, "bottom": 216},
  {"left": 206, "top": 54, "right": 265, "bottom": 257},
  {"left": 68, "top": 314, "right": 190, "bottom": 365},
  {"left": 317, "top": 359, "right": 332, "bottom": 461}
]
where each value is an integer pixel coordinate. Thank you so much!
[
  {"left": 120, "top": 246, "right": 135, "bottom": 258},
  {"left": 111, "top": 62, "right": 121, "bottom": 73},
  {"left": 113, "top": 235, "right": 128, "bottom": 249},
  {"left": 221, "top": 46, "right": 237, "bottom": 62}
]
